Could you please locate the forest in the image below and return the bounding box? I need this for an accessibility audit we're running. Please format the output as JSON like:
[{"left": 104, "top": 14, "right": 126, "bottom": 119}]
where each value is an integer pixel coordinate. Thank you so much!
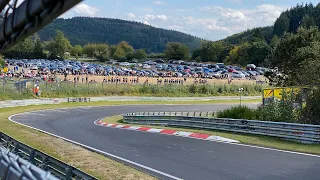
[{"left": 38, "top": 17, "right": 202, "bottom": 53}]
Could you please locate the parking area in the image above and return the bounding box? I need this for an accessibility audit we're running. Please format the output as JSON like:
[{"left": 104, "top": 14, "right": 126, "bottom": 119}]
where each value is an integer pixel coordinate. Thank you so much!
[{"left": 4, "top": 59, "right": 267, "bottom": 85}]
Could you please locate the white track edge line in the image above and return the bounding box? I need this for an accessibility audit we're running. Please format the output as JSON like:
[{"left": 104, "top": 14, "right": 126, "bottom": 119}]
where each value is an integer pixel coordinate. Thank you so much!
[
  {"left": 93, "top": 120, "right": 320, "bottom": 158},
  {"left": 8, "top": 114, "right": 183, "bottom": 180}
]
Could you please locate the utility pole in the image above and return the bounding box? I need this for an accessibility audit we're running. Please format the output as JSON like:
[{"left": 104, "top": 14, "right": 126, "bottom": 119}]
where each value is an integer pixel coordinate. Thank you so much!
[{"left": 239, "top": 88, "right": 244, "bottom": 106}]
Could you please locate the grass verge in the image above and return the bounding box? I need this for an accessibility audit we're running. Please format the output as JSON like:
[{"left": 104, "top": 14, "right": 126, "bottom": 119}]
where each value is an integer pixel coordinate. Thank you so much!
[
  {"left": 102, "top": 116, "right": 320, "bottom": 155},
  {"left": 0, "top": 100, "right": 258, "bottom": 180}
]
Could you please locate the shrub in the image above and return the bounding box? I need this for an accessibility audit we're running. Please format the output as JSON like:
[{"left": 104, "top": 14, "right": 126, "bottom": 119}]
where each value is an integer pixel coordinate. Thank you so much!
[{"left": 216, "top": 106, "right": 258, "bottom": 120}]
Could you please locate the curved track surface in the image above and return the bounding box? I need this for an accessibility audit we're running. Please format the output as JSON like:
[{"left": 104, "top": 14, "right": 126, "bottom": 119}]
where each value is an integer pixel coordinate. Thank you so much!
[{"left": 10, "top": 104, "right": 320, "bottom": 180}]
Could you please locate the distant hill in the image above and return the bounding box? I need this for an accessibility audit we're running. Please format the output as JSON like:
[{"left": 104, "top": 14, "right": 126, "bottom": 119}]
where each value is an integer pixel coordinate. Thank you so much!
[
  {"left": 38, "top": 17, "right": 202, "bottom": 53},
  {"left": 222, "top": 26, "right": 274, "bottom": 45}
]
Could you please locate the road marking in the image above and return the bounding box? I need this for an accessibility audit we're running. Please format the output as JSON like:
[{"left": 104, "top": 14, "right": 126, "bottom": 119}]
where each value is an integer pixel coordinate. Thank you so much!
[{"left": 8, "top": 113, "right": 183, "bottom": 180}]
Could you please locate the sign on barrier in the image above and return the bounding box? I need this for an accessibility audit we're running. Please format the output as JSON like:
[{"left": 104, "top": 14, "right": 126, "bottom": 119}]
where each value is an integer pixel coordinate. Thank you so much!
[{"left": 67, "top": 97, "right": 91, "bottom": 103}]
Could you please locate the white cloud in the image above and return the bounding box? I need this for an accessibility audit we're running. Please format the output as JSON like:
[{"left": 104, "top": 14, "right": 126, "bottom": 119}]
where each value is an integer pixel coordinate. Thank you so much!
[
  {"left": 143, "top": 21, "right": 151, "bottom": 25},
  {"left": 144, "top": 14, "right": 168, "bottom": 21},
  {"left": 153, "top": 1, "right": 164, "bottom": 5},
  {"left": 127, "top": 13, "right": 136, "bottom": 18},
  {"left": 198, "top": 4, "right": 284, "bottom": 34},
  {"left": 61, "top": 3, "right": 100, "bottom": 18}
]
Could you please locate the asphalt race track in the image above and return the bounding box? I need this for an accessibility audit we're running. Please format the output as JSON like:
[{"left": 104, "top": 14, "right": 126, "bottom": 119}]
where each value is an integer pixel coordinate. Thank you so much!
[{"left": 10, "top": 104, "right": 320, "bottom": 180}]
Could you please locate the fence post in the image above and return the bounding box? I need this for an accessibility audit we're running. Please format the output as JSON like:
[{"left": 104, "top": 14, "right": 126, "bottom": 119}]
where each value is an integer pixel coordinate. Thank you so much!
[
  {"left": 19, "top": 78, "right": 22, "bottom": 94},
  {"left": 194, "top": 112, "right": 196, "bottom": 117},
  {"left": 187, "top": 112, "right": 189, "bottom": 116},
  {"left": 2, "top": 77, "right": 5, "bottom": 92},
  {"left": 212, "top": 112, "right": 214, "bottom": 117},
  {"left": 200, "top": 112, "right": 202, "bottom": 117},
  {"left": 206, "top": 112, "right": 209, "bottom": 117}
]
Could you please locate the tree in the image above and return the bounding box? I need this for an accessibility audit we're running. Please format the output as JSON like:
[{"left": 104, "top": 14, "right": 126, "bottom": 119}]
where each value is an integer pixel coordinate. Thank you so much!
[
  {"left": 83, "top": 44, "right": 96, "bottom": 57},
  {"left": 268, "top": 27, "right": 320, "bottom": 86},
  {"left": 191, "top": 49, "right": 201, "bottom": 60},
  {"left": 109, "top": 45, "right": 117, "bottom": 58},
  {"left": 118, "top": 41, "right": 134, "bottom": 55},
  {"left": 164, "top": 42, "right": 190, "bottom": 60},
  {"left": 301, "top": 15, "right": 316, "bottom": 28},
  {"left": 47, "top": 30, "right": 71, "bottom": 59},
  {"left": 32, "top": 34, "right": 45, "bottom": 59},
  {"left": 199, "top": 41, "right": 226, "bottom": 62},
  {"left": 270, "top": 35, "right": 280, "bottom": 48},
  {"left": 113, "top": 46, "right": 126, "bottom": 60},
  {"left": 273, "top": 13, "right": 290, "bottom": 37},
  {"left": 71, "top": 45, "right": 83, "bottom": 57},
  {"left": 93, "top": 49, "right": 109, "bottom": 62},
  {"left": 134, "top": 49, "right": 147, "bottom": 59}
]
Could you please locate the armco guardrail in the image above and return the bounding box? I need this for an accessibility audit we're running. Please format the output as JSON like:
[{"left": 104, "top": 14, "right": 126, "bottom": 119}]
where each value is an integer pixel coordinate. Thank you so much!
[
  {"left": 0, "top": 147, "right": 59, "bottom": 180},
  {"left": 0, "top": 132, "right": 97, "bottom": 180},
  {"left": 123, "top": 112, "right": 320, "bottom": 144}
]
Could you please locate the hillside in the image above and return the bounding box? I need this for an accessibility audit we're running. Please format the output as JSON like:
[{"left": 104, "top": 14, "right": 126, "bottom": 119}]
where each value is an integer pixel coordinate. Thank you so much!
[
  {"left": 222, "top": 26, "right": 274, "bottom": 45},
  {"left": 38, "top": 17, "right": 202, "bottom": 53}
]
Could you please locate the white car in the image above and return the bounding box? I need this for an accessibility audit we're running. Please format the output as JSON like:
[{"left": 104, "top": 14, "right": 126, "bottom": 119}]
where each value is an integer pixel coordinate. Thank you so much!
[
  {"left": 30, "top": 65, "right": 38, "bottom": 70},
  {"left": 142, "top": 64, "right": 151, "bottom": 69},
  {"left": 232, "top": 71, "right": 245, "bottom": 78},
  {"left": 119, "top": 62, "right": 130, "bottom": 66}
]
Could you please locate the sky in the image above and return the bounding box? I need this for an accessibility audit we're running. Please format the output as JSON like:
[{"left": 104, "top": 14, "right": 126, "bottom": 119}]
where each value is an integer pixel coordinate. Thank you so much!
[{"left": 62, "top": 0, "right": 319, "bottom": 41}]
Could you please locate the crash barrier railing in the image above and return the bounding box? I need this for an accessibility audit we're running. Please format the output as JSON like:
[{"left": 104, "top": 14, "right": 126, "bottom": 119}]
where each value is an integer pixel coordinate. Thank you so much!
[
  {"left": 0, "top": 0, "right": 82, "bottom": 51},
  {"left": 129, "top": 111, "right": 215, "bottom": 117},
  {"left": 67, "top": 97, "right": 91, "bottom": 103},
  {"left": 0, "top": 146, "right": 59, "bottom": 180},
  {"left": 0, "top": 132, "right": 97, "bottom": 180},
  {"left": 123, "top": 113, "right": 320, "bottom": 144}
]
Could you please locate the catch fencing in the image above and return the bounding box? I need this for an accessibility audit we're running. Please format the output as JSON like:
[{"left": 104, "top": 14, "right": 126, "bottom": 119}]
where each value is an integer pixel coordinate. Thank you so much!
[
  {"left": 123, "top": 113, "right": 320, "bottom": 144},
  {"left": 0, "top": 146, "right": 58, "bottom": 180},
  {"left": 0, "top": 132, "right": 97, "bottom": 180}
]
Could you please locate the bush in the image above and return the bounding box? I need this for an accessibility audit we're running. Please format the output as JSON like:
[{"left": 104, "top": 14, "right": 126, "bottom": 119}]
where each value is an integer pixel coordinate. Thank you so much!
[
  {"left": 302, "top": 88, "right": 320, "bottom": 125},
  {"left": 216, "top": 106, "right": 258, "bottom": 120}
]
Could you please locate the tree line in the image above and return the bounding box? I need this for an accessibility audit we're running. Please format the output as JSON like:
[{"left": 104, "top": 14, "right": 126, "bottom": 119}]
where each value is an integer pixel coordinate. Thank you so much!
[{"left": 2, "top": 30, "right": 148, "bottom": 62}]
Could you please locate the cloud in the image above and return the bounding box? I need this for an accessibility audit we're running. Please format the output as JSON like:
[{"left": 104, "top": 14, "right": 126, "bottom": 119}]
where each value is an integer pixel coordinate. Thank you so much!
[
  {"left": 153, "top": 1, "right": 164, "bottom": 5},
  {"left": 127, "top": 13, "right": 136, "bottom": 18},
  {"left": 73, "top": 3, "right": 100, "bottom": 17},
  {"left": 198, "top": 4, "right": 283, "bottom": 34},
  {"left": 144, "top": 14, "right": 168, "bottom": 21},
  {"left": 62, "top": 3, "right": 99, "bottom": 18},
  {"left": 143, "top": 21, "right": 151, "bottom": 25}
]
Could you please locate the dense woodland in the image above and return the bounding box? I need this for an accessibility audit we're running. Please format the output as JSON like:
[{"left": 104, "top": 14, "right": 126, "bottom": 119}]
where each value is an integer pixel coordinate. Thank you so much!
[{"left": 38, "top": 17, "right": 202, "bottom": 53}]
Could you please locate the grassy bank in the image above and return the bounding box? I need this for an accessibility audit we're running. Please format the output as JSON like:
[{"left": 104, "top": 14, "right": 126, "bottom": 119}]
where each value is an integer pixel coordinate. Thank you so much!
[
  {"left": 0, "top": 83, "right": 265, "bottom": 100},
  {"left": 0, "top": 100, "right": 258, "bottom": 179},
  {"left": 102, "top": 116, "right": 320, "bottom": 155}
]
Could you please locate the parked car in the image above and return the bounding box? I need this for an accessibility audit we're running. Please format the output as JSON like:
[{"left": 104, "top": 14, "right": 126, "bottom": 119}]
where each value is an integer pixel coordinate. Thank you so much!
[
  {"left": 232, "top": 71, "right": 245, "bottom": 78},
  {"left": 142, "top": 64, "right": 151, "bottom": 69}
]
